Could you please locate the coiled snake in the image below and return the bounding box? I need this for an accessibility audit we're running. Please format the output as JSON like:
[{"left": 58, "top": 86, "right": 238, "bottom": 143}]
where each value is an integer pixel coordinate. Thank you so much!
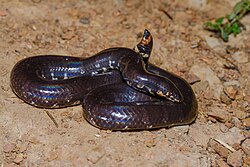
[{"left": 10, "top": 30, "right": 198, "bottom": 130}]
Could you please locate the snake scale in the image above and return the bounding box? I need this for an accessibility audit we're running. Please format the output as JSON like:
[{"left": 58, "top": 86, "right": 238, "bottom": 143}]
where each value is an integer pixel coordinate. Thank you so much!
[{"left": 10, "top": 30, "right": 198, "bottom": 130}]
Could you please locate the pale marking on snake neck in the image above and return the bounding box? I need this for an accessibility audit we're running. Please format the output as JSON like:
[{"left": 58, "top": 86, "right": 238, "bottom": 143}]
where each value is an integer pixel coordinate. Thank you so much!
[
  {"left": 102, "top": 67, "right": 107, "bottom": 72},
  {"left": 91, "top": 71, "right": 98, "bottom": 75},
  {"left": 156, "top": 90, "right": 164, "bottom": 97},
  {"left": 123, "top": 126, "right": 128, "bottom": 130},
  {"left": 52, "top": 103, "right": 58, "bottom": 108},
  {"left": 63, "top": 73, "right": 68, "bottom": 79},
  {"left": 95, "top": 63, "right": 100, "bottom": 68},
  {"left": 108, "top": 60, "right": 116, "bottom": 69},
  {"left": 137, "top": 83, "right": 144, "bottom": 89},
  {"left": 51, "top": 73, "right": 58, "bottom": 80}
]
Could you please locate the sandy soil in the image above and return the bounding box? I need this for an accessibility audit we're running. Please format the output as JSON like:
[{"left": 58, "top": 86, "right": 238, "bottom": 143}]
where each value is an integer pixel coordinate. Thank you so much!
[{"left": 0, "top": 0, "right": 249, "bottom": 166}]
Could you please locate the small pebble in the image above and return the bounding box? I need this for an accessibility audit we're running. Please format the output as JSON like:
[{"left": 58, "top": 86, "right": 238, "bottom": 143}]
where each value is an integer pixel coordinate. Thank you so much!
[
  {"left": 242, "top": 118, "right": 250, "bottom": 128},
  {"left": 216, "top": 159, "right": 230, "bottom": 167},
  {"left": 243, "top": 156, "right": 250, "bottom": 166},
  {"left": 47, "top": 150, "right": 59, "bottom": 162},
  {"left": 224, "top": 80, "right": 240, "bottom": 87},
  {"left": 233, "top": 109, "right": 247, "bottom": 120},
  {"left": 3, "top": 143, "right": 16, "bottom": 153},
  {"left": 61, "top": 31, "right": 75, "bottom": 40},
  {"left": 188, "top": 0, "right": 208, "bottom": 9},
  {"left": 79, "top": 17, "right": 90, "bottom": 25},
  {"left": 190, "top": 64, "right": 223, "bottom": 99},
  {"left": 144, "top": 138, "right": 157, "bottom": 148},
  {"left": 186, "top": 73, "right": 200, "bottom": 84},
  {"left": 219, "top": 124, "right": 229, "bottom": 133},
  {"left": 216, "top": 127, "right": 245, "bottom": 146},
  {"left": 189, "top": 125, "right": 210, "bottom": 147},
  {"left": 204, "top": 35, "right": 221, "bottom": 48},
  {"left": 241, "top": 139, "right": 250, "bottom": 155},
  {"left": 208, "top": 107, "right": 231, "bottom": 123},
  {"left": 224, "top": 86, "right": 238, "bottom": 100},
  {"left": 227, "top": 150, "right": 243, "bottom": 167},
  {"left": 86, "top": 146, "right": 105, "bottom": 164},
  {"left": 232, "top": 51, "right": 248, "bottom": 63},
  {"left": 220, "top": 92, "right": 232, "bottom": 104},
  {"left": 19, "top": 142, "right": 28, "bottom": 153},
  {"left": 13, "top": 154, "right": 24, "bottom": 164},
  {"left": 231, "top": 117, "right": 242, "bottom": 128},
  {"left": 208, "top": 139, "right": 231, "bottom": 159}
]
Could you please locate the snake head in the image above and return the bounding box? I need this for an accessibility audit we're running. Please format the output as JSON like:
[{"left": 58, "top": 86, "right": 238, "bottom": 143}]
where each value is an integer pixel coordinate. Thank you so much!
[{"left": 134, "top": 29, "right": 153, "bottom": 64}]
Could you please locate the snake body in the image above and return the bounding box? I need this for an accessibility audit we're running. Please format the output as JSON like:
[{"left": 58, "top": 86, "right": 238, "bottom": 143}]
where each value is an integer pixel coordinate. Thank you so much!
[{"left": 10, "top": 30, "right": 198, "bottom": 130}]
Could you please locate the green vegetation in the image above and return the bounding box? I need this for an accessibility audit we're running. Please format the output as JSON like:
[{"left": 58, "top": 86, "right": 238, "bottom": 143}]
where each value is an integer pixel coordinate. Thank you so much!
[{"left": 204, "top": 0, "right": 250, "bottom": 42}]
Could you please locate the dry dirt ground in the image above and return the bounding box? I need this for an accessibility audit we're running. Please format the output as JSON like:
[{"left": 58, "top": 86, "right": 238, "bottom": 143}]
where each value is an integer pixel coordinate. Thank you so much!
[{"left": 0, "top": 0, "right": 249, "bottom": 166}]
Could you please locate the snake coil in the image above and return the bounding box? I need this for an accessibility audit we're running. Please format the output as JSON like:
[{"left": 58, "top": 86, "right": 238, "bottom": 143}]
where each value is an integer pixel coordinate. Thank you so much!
[{"left": 10, "top": 30, "right": 198, "bottom": 130}]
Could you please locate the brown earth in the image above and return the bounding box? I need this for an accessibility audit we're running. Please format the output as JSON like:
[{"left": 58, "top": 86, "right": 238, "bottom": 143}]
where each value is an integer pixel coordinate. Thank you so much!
[{"left": 0, "top": 0, "right": 249, "bottom": 166}]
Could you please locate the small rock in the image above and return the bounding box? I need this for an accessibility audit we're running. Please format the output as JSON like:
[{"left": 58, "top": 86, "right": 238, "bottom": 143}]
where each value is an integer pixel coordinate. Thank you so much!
[
  {"left": 173, "top": 125, "right": 190, "bottom": 134},
  {"left": 232, "top": 143, "right": 241, "bottom": 151},
  {"left": 216, "top": 159, "right": 230, "bottom": 167},
  {"left": 208, "top": 107, "right": 231, "bottom": 123},
  {"left": 192, "top": 80, "right": 209, "bottom": 95},
  {"left": 190, "top": 0, "right": 208, "bottom": 8},
  {"left": 224, "top": 80, "right": 240, "bottom": 87},
  {"left": 219, "top": 124, "right": 229, "bottom": 133},
  {"left": 87, "top": 146, "right": 105, "bottom": 164},
  {"left": 13, "top": 154, "right": 23, "bottom": 164},
  {"left": 216, "top": 127, "right": 245, "bottom": 146},
  {"left": 224, "top": 86, "right": 238, "bottom": 100},
  {"left": 233, "top": 109, "right": 247, "bottom": 120},
  {"left": 241, "top": 139, "right": 250, "bottom": 155},
  {"left": 232, "top": 51, "right": 248, "bottom": 63},
  {"left": 231, "top": 117, "right": 242, "bottom": 128},
  {"left": 243, "top": 156, "right": 250, "bottom": 166},
  {"left": 227, "top": 150, "right": 243, "bottom": 167},
  {"left": 220, "top": 92, "right": 232, "bottom": 104},
  {"left": 0, "top": 10, "right": 7, "bottom": 17},
  {"left": 242, "top": 118, "right": 250, "bottom": 127},
  {"left": 79, "top": 17, "right": 90, "bottom": 25},
  {"left": 189, "top": 124, "right": 210, "bottom": 147},
  {"left": 208, "top": 139, "right": 231, "bottom": 159},
  {"left": 61, "top": 31, "right": 75, "bottom": 40},
  {"left": 144, "top": 138, "right": 157, "bottom": 148},
  {"left": 204, "top": 35, "right": 221, "bottom": 48},
  {"left": 242, "top": 101, "right": 249, "bottom": 108},
  {"left": 190, "top": 64, "right": 223, "bottom": 99},
  {"left": 19, "top": 142, "right": 29, "bottom": 153},
  {"left": 3, "top": 143, "right": 16, "bottom": 153},
  {"left": 186, "top": 73, "right": 200, "bottom": 84},
  {"left": 47, "top": 150, "right": 59, "bottom": 162}
]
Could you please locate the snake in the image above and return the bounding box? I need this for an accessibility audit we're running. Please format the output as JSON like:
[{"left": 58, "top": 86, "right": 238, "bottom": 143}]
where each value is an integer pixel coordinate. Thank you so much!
[{"left": 10, "top": 29, "right": 198, "bottom": 130}]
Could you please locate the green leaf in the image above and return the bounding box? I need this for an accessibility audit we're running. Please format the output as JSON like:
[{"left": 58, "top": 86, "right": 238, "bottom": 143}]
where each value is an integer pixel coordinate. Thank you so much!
[
  {"left": 203, "top": 0, "right": 250, "bottom": 42},
  {"left": 231, "top": 22, "right": 241, "bottom": 35},
  {"left": 224, "top": 24, "right": 233, "bottom": 34},
  {"left": 215, "top": 17, "right": 224, "bottom": 25},
  {"left": 227, "top": 13, "right": 237, "bottom": 21},
  {"left": 220, "top": 27, "right": 229, "bottom": 42},
  {"left": 204, "top": 22, "right": 219, "bottom": 30},
  {"left": 233, "top": 1, "right": 244, "bottom": 14}
]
